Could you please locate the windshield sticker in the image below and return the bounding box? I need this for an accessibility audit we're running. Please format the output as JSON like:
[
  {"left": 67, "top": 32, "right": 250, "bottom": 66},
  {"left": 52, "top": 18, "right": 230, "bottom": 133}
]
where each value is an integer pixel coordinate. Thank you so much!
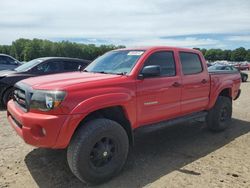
[{"left": 127, "top": 51, "right": 144, "bottom": 56}]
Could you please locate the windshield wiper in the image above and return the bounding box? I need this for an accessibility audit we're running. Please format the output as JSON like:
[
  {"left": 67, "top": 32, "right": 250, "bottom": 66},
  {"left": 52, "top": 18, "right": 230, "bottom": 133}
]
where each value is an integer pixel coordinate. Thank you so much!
[
  {"left": 92, "top": 71, "right": 127, "bottom": 75},
  {"left": 94, "top": 71, "right": 109, "bottom": 74},
  {"left": 114, "top": 72, "right": 127, "bottom": 75}
]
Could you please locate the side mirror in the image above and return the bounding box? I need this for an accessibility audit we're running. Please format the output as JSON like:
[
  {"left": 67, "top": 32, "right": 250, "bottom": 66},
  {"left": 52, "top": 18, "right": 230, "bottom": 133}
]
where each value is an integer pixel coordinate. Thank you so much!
[{"left": 139, "top": 65, "right": 161, "bottom": 79}]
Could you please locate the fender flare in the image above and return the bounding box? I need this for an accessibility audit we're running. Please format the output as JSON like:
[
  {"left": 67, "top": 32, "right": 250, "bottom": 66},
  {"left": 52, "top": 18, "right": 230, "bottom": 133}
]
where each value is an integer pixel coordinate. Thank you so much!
[
  {"left": 70, "top": 92, "right": 133, "bottom": 115},
  {"left": 54, "top": 92, "right": 135, "bottom": 148},
  {"left": 209, "top": 85, "right": 233, "bottom": 109}
]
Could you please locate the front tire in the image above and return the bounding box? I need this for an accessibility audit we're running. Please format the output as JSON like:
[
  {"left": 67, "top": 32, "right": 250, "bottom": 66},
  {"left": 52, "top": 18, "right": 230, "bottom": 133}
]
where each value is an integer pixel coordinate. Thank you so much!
[
  {"left": 2, "top": 87, "right": 14, "bottom": 108},
  {"left": 206, "top": 96, "right": 232, "bottom": 132},
  {"left": 67, "top": 118, "right": 129, "bottom": 184}
]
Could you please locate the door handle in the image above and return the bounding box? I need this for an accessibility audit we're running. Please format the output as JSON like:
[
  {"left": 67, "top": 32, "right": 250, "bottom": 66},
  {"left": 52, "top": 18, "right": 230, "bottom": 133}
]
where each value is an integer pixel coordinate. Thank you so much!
[
  {"left": 172, "top": 82, "right": 181, "bottom": 87},
  {"left": 201, "top": 79, "right": 207, "bottom": 84}
]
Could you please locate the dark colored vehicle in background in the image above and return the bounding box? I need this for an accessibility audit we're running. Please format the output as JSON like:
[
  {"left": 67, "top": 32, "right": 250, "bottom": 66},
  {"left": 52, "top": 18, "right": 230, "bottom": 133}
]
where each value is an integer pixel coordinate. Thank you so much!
[
  {"left": 0, "top": 57, "right": 90, "bottom": 107},
  {"left": 208, "top": 65, "right": 248, "bottom": 82},
  {"left": 0, "top": 54, "right": 21, "bottom": 71}
]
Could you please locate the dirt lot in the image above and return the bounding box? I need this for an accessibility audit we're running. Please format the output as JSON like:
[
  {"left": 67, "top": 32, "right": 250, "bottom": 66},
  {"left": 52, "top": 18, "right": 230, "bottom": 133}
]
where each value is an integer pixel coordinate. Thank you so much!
[{"left": 1, "top": 73, "right": 250, "bottom": 188}]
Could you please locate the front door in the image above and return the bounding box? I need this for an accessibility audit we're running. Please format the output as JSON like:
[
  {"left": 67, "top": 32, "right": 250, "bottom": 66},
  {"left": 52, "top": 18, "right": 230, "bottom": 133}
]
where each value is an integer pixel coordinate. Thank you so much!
[{"left": 136, "top": 51, "right": 182, "bottom": 126}]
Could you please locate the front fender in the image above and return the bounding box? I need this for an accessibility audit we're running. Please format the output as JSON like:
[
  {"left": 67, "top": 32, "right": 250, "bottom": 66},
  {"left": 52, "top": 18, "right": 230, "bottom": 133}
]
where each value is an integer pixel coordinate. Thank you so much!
[
  {"left": 54, "top": 93, "right": 136, "bottom": 148},
  {"left": 70, "top": 92, "right": 133, "bottom": 115}
]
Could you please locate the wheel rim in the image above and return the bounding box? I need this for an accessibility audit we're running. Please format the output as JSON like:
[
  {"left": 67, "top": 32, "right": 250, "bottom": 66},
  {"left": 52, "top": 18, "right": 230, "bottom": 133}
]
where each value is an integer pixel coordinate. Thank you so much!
[
  {"left": 89, "top": 137, "right": 116, "bottom": 168},
  {"left": 220, "top": 107, "right": 229, "bottom": 122}
]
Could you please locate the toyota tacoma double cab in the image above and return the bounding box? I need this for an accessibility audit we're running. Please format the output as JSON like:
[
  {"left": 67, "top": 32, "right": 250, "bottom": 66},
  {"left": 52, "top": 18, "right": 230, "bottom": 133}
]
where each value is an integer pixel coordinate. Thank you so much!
[{"left": 7, "top": 47, "right": 241, "bottom": 184}]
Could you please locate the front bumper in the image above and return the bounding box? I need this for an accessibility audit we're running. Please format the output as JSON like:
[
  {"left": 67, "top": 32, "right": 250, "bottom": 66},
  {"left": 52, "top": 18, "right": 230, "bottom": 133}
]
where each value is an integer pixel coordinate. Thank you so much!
[{"left": 7, "top": 100, "right": 69, "bottom": 148}]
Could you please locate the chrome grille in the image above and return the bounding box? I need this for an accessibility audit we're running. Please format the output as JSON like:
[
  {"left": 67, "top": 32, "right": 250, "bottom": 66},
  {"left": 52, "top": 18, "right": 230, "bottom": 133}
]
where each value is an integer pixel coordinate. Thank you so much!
[{"left": 13, "top": 88, "right": 27, "bottom": 110}]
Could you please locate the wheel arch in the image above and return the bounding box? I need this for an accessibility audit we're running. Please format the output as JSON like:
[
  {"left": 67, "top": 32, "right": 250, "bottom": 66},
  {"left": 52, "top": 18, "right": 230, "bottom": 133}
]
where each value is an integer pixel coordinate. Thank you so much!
[
  {"left": 55, "top": 104, "right": 135, "bottom": 148},
  {"left": 208, "top": 87, "right": 233, "bottom": 110},
  {"left": 72, "top": 106, "right": 134, "bottom": 146}
]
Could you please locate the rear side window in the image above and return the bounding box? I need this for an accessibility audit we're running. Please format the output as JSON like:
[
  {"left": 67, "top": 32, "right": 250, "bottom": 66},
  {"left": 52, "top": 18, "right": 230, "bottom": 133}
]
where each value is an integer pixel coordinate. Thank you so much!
[
  {"left": 0, "top": 56, "right": 10, "bottom": 65},
  {"left": 64, "top": 61, "right": 88, "bottom": 71},
  {"left": 64, "top": 61, "right": 80, "bottom": 71},
  {"left": 143, "top": 51, "right": 176, "bottom": 76},
  {"left": 179, "top": 52, "right": 203, "bottom": 75},
  {"left": 35, "top": 61, "right": 64, "bottom": 73},
  {"left": 6, "top": 57, "right": 16, "bottom": 65}
]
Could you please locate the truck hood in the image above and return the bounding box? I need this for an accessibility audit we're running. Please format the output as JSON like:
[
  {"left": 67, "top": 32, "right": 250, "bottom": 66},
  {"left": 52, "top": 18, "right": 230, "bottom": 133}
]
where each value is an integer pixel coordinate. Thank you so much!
[{"left": 20, "top": 72, "right": 122, "bottom": 90}]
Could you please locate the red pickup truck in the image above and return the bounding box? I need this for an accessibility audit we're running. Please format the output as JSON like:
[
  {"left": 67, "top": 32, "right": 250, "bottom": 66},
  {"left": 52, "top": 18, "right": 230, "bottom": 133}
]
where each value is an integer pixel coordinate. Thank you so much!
[{"left": 7, "top": 47, "right": 241, "bottom": 184}]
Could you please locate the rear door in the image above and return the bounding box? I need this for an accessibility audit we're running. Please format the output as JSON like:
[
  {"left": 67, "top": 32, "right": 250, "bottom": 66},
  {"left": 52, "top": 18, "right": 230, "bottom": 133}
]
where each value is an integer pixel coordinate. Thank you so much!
[
  {"left": 179, "top": 52, "right": 210, "bottom": 114},
  {"left": 137, "top": 50, "right": 182, "bottom": 126}
]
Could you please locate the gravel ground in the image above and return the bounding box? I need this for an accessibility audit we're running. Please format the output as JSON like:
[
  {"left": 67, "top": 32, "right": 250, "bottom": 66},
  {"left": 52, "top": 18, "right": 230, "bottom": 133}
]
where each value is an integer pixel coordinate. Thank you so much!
[{"left": 0, "top": 73, "right": 250, "bottom": 188}]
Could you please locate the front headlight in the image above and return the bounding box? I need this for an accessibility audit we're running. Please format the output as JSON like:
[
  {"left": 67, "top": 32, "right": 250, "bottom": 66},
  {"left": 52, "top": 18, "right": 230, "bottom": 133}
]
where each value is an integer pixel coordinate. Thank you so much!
[{"left": 30, "top": 90, "right": 66, "bottom": 111}]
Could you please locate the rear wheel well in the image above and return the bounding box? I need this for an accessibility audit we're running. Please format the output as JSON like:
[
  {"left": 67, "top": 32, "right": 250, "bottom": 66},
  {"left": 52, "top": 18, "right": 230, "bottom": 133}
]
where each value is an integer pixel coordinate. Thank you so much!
[
  {"left": 219, "top": 88, "right": 232, "bottom": 100},
  {"left": 77, "top": 106, "right": 134, "bottom": 145}
]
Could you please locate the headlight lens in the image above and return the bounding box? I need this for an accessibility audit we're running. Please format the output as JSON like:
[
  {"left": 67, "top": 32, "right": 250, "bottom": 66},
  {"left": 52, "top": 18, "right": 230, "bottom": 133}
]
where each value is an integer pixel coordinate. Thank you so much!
[{"left": 30, "top": 90, "right": 66, "bottom": 111}]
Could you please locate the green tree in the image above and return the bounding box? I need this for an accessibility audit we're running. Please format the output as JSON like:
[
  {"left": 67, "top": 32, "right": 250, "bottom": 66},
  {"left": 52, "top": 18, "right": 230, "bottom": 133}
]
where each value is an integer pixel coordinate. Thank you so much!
[
  {"left": 231, "top": 47, "right": 247, "bottom": 61},
  {"left": 205, "top": 49, "right": 218, "bottom": 61},
  {"left": 245, "top": 50, "right": 250, "bottom": 61},
  {"left": 3, "top": 38, "right": 249, "bottom": 63},
  {"left": 11, "top": 38, "right": 31, "bottom": 61},
  {"left": 201, "top": 48, "right": 207, "bottom": 56},
  {"left": 223, "top": 50, "right": 232, "bottom": 61},
  {"left": 23, "top": 39, "right": 47, "bottom": 61}
]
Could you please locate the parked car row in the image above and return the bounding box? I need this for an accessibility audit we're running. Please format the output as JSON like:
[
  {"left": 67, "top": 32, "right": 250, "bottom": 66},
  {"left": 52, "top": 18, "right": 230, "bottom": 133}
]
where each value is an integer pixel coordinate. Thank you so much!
[
  {"left": 208, "top": 64, "right": 248, "bottom": 82},
  {"left": 234, "top": 62, "right": 250, "bottom": 71},
  {"left": 0, "top": 56, "right": 90, "bottom": 107},
  {"left": 207, "top": 61, "right": 250, "bottom": 71}
]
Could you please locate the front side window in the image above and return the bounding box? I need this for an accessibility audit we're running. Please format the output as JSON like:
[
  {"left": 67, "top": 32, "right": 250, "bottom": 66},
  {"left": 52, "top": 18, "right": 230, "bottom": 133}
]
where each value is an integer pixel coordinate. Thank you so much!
[
  {"left": 85, "top": 50, "right": 144, "bottom": 75},
  {"left": 143, "top": 51, "right": 176, "bottom": 77},
  {"left": 15, "top": 59, "right": 43, "bottom": 72},
  {"left": 180, "top": 52, "right": 203, "bottom": 75}
]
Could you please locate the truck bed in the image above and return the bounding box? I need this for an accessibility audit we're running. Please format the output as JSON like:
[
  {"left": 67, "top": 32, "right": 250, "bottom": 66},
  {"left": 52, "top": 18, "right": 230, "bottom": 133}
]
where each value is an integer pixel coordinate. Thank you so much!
[{"left": 208, "top": 70, "right": 241, "bottom": 109}]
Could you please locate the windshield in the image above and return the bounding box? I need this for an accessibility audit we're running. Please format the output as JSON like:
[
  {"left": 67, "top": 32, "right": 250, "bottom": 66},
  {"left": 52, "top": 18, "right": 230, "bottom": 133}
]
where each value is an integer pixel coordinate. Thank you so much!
[
  {"left": 15, "top": 59, "right": 43, "bottom": 72},
  {"left": 85, "top": 50, "right": 145, "bottom": 75}
]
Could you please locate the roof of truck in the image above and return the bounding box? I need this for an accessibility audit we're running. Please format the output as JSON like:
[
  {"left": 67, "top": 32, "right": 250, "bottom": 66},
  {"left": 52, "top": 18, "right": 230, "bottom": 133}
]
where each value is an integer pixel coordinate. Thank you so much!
[{"left": 115, "top": 46, "right": 200, "bottom": 53}]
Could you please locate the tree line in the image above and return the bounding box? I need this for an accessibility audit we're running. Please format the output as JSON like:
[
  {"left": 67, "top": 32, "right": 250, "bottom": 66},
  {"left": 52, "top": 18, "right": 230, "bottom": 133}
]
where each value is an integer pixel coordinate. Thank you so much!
[
  {"left": 0, "top": 38, "right": 249, "bottom": 62},
  {"left": 0, "top": 38, "right": 125, "bottom": 61},
  {"left": 194, "top": 47, "right": 250, "bottom": 62}
]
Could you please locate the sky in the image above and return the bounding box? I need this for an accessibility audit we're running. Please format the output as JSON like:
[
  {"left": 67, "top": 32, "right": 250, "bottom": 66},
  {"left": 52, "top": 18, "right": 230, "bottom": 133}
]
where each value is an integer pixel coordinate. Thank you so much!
[{"left": 1, "top": 0, "right": 250, "bottom": 49}]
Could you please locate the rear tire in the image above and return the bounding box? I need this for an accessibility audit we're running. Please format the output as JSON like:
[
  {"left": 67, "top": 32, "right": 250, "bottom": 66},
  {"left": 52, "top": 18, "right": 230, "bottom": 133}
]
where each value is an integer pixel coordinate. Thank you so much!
[
  {"left": 67, "top": 118, "right": 129, "bottom": 184},
  {"left": 206, "top": 96, "right": 232, "bottom": 132},
  {"left": 2, "top": 87, "right": 14, "bottom": 108}
]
